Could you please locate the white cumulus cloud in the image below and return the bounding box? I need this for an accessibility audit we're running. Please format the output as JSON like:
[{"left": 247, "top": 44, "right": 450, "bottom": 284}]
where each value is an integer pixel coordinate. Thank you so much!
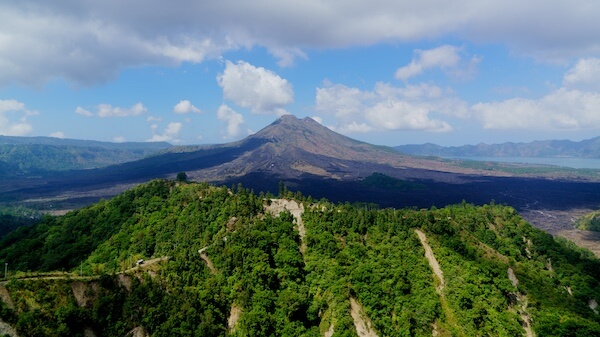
[
  {"left": 563, "top": 58, "right": 600, "bottom": 91},
  {"left": 147, "top": 122, "right": 182, "bottom": 142},
  {"left": 316, "top": 82, "right": 465, "bottom": 134},
  {"left": 217, "top": 60, "right": 293, "bottom": 115},
  {"left": 473, "top": 88, "right": 600, "bottom": 130},
  {"left": 75, "top": 103, "right": 147, "bottom": 118},
  {"left": 75, "top": 107, "right": 93, "bottom": 117},
  {"left": 146, "top": 116, "right": 162, "bottom": 122},
  {"left": 474, "top": 59, "right": 600, "bottom": 131},
  {"left": 173, "top": 100, "right": 201, "bottom": 114},
  {"left": 50, "top": 131, "right": 65, "bottom": 138},
  {"left": 0, "top": 99, "right": 36, "bottom": 136},
  {"left": 316, "top": 84, "right": 372, "bottom": 118},
  {"left": 217, "top": 104, "right": 245, "bottom": 138},
  {"left": 395, "top": 45, "right": 479, "bottom": 81},
  {"left": 366, "top": 100, "right": 452, "bottom": 132}
]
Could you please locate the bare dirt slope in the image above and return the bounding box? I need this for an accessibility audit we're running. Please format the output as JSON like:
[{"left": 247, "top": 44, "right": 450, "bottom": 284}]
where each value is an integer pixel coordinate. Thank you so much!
[
  {"left": 349, "top": 297, "right": 378, "bottom": 337},
  {"left": 265, "top": 199, "right": 307, "bottom": 254}
]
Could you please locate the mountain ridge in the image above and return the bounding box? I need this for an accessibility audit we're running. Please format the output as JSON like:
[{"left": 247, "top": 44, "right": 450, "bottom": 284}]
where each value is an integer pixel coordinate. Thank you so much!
[
  {"left": 0, "top": 134, "right": 172, "bottom": 149},
  {"left": 0, "top": 136, "right": 173, "bottom": 174},
  {"left": 396, "top": 136, "right": 600, "bottom": 158}
]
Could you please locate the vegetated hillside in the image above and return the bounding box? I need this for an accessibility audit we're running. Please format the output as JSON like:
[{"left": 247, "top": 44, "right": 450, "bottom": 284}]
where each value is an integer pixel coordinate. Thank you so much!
[
  {"left": 0, "top": 206, "right": 40, "bottom": 238},
  {"left": 576, "top": 210, "right": 600, "bottom": 231},
  {"left": 0, "top": 180, "right": 598, "bottom": 336},
  {"left": 0, "top": 136, "right": 171, "bottom": 175},
  {"left": 396, "top": 136, "right": 600, "bottom": 158}
]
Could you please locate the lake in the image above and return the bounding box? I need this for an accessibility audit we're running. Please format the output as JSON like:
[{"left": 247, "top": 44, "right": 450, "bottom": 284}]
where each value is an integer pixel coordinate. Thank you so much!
[{"left": 446, "top": 156, "right": 600, "bottom": 169}]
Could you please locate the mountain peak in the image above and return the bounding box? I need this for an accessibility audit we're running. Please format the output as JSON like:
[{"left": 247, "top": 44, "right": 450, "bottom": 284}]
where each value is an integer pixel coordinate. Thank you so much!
[
  {"left": 270, "top": 114, "right": 321, "bottom": 129},
  {"left": 251, "top": 114, "right": 328, "bottom": 142},
  {"left": 231, "top": 114, "right": 409, "bottom": 179}
]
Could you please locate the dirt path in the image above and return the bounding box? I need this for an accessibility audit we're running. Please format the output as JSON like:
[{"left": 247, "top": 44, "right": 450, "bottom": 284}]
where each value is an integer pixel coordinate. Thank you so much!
[
  {"left": 349, "top": 297, "right": 378, "bottom": 337},
  {"left": 0, "top": 256, "right": 169, "bottom": 286},
  {"left": 198, "top": 247, "right": 216, "bottom": 274},
  {"left": 228, "top": 305, "right": 242, "bottom": 333},
  {"left": 415, "top": 229, "right": 444, "bottom": 292},
  {"left": 415, "top": 229, "right": 465, "bottom": 337},
  {"left": 265, "top": 199, "right": 307, "bottom": 254},
  {"left": 324, "top": 323, "right": 334, "bottom": 337}
]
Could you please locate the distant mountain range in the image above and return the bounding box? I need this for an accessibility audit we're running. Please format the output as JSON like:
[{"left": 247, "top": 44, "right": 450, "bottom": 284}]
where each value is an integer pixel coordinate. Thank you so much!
[
  {"left": 0, "top": 135, "right": 172, "bottom": 174},
  {"left": 395, "top": 136, "right": 600, "bottom": 158}
]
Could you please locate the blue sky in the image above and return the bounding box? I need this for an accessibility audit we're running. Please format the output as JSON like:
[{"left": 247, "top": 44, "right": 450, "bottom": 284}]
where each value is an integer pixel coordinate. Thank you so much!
[{"left": 1, "top": 1, "right": 600, "bottom": 146}]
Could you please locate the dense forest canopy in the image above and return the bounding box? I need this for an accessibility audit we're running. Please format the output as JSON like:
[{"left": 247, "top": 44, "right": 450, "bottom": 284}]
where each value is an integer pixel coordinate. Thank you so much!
[{"left": 0, "top": 179, "right": 598, "bottom": 336}]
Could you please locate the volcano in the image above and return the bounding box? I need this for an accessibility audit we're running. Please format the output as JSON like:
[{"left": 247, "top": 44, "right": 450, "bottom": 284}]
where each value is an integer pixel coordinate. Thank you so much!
[
  {"left": 176, "top": 114, "right": 482, "bottom": 183},
  {"left": 6, "top": 114, "right": 600, "bottom": 226}
]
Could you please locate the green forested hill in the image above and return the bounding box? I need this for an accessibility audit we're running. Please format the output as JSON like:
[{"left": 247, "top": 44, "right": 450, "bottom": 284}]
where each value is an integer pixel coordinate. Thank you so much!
[{"left": 0, "top": 180, "right": 598, "bottom": 336}]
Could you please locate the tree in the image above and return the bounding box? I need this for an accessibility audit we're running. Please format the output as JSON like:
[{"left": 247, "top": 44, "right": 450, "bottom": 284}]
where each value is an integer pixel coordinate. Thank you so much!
[{"left": 176, "top": 172, "right": 187, "bottom": 182}]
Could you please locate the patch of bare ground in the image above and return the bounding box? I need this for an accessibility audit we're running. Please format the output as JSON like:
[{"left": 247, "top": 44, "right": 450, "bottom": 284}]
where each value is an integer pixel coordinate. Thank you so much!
[
  {"left": 507, "top": 268, "right": 519, "bottom": 287},
  {"left": 118, "top": 274, "right": 132, "bottom": 292},
  {"left": 226, "top": 216, "right": 238, "bottom": 231},
  {"left": 590, "top": 299, "right": 598, "bottom": 315},
  {"left": 507, "top": 268, "right": 535, "bottom": 337},
  {"left": 127, "top": 326, "right": 149, "bottom": 337},
  {"left": 324, "top": 323, "right": 334, "bottom": 337},
  {"left": 517, "top": 294, "right": 535, "bottom": 337},
  {"left": 0, "top": 284, "right": 14, "bottom": 309},
  {"left": 265, "top": 199, "right": 307, "bottom": 254},
  {"left": 84, "top": 327, "right": 97, "bottom": 337},
  {"left": 349, "top": 297, "right": 378, "bottom": 337},
  {"left": 291, "top": 162, "right": 337, "bottom": 179},
  {"left": 0, "top": 320, "right": 17, "bottom": 337},
  {"left": 71, "top": 281, "right": 99, "bottom": 307},
  {"left": 198, "top": 247, "right": 216, "bottom": 274},
  {"left": 228, "top": 305, "right": 242, "bottom": 333}
]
